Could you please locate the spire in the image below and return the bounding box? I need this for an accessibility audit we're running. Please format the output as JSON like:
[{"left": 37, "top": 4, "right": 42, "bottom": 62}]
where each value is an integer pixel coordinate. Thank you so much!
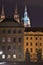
[
  {"left": 24, "top": 5, "right": 28, "bottom": 17},
  {"left": 22, "top": 5, "right": 31, "bottom": 27},
  {"left": 1, "top": 5, "right": 5, "bottom": 19},
  {"left": 14, "top": 5, "right": 20, "bottom": 23}
]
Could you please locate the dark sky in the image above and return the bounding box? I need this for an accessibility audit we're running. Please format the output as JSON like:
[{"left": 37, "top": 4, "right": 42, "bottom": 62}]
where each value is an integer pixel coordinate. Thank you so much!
[{"left": 0, "top": 0, "right": 43, "bottom": 27}]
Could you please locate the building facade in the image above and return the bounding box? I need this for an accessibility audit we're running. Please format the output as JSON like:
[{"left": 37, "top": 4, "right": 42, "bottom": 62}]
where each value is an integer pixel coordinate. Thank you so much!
[
  {"left": 0, "top": 5, "right": 43, "bottom": 62},
  {"left": 24, "top": 28, "right": 43, "bottom": 62},
  {"left": 0, "top": 18, "right": 24, "bottom": 62}
]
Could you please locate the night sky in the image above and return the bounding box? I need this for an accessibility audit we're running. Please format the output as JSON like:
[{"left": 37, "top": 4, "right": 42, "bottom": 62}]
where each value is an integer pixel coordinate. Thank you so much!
[{"left": 0, "top": 0, "right": 43, "bottom": 27}]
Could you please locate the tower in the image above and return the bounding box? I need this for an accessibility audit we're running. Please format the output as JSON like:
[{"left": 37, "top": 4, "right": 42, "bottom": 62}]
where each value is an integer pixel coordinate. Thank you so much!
[
  {"left": 22, "top": 6, "right": 31, "bottom": 27},
  {"left": 1, "top": 5, "right": 5, "bottom": 20},
  {"left": 14, "top": 5, "right": 20, "bottom": 23}
]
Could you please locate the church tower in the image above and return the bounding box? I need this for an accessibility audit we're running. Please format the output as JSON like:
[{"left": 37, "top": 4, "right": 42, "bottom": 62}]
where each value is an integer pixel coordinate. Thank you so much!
[
  {"left": 22, "top": 6, "right": 31, "bottom": 27},
  {"left": 1, "top": 5, "right": 5, "bottom": 20},
  {"left": 14, "top": 5, "right": 20, "bottom": 23}
]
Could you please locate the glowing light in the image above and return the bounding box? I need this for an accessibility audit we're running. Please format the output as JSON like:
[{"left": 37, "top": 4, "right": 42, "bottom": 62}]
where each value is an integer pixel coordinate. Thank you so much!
[{"left": 0, "top": 51, "right": 3, "bottom": 55}]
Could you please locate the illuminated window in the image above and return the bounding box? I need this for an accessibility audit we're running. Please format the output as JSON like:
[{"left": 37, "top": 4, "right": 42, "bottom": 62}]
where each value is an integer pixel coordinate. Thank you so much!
[
  {"left": 13, "top": 54, "right": 16, "bottom": 59},
  {"left": 2, "top": 54, "right": 5, "bottom": 59},
  {"left": 0, "top": 51, "right": 3, "bottom": 55},
  {"left": 2, "top": 37, "right": 5, "bottom": 42},
  {"left": 8, "top": 55, "right": 11, "bottom": 59},
  {"left": 8, "top": 38, "right": 11, "bottom": 42}
]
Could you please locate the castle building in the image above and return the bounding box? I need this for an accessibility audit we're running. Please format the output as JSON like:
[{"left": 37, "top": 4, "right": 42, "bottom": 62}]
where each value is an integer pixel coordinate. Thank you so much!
[
  {"left": 0, "top": 5, "right": 43, "bottom": 62},
  {"left": 0, "top": 18, "right": 24, "bottom": 62}
]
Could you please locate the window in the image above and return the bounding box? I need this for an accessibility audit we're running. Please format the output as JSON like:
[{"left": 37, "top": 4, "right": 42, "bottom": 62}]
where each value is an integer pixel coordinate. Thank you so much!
[
  {"left": 40, "top": 37, "right": 41, "bottom": 40},
  {"left": 36, "top": 43, "right": 38, "bottom": 46},
  {"left": 19, "top": 30, "right": 21, "bottom": 33},
  {"left": 39, "top": 49, "right": 42, "bottom": 53},
  {"left": 13, "top": 38, "right": 16, "bottom": 42},
  {"left": 26, "top": 42, "right": 28, "bottom": 46},
  {"left": 2, "top": 30, "right": 5, "bottom": 34},
  {"left": 13, "top": 30, "right": 16, "bottom": 33},
  {"left": 26, "top": 48, "right": 28, "bottom": 52},
  {"left": 36, "top": 37, "right": 38, "bottom": 40},
  {"left": 19, "top": 38, "right": 21, "bottom": 42},
  {"left": 2, "top": 54, "right": 5, "bottom": 59},
  {"left": 30, "top": 42, "right": 32, "bottom": 46},
  {"left": 2, "top": 37, "right": 5, "bottom": 42},
  {"left": 8, "top": 46, "right": 11, "bottom": 51},
  {"left": 30, "top": 37, "right": 32, "bottom": 40},
  {"left": 8, "top": 38, "right": 11, "bottom": 42},
  {"left": 30, "top": 48, "right": 33, "bottom": 52},
  {"left": 26, "top": 37, "right": 28, "bottom": 40},
  {"left": 13, "top": 54, "right": 16, "bottom": 59},
  {"left": 7, "top": 55, "right": 11, "bottom": 59},
  {"left": 8, "top": 30, "right": 11, "bottom": 34},
  {"left": 0, "top": 51, "right": 3, "bottom": 55}
]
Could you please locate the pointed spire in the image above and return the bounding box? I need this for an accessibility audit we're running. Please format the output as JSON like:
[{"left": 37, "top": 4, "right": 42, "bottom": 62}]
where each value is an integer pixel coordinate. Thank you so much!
[
  {"left": 22, "top": 5, "right": 31, "bottom": 27},
  {"left": 24, "top": 5, "right": 28, "bottom": 17},
  {"left": 14, "top": 5, "right": 20, "bottom": 23},
  {"left": 1, "top": 5, "right": 5, "bottom": 19},
  {"left": 25, "top": 5, "right": 27, "bottom": 12}
]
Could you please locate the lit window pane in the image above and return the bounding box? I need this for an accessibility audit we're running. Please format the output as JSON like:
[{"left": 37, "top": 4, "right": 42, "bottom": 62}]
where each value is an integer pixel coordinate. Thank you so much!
[
  {"left": 13, "top": 54, "right": 16, "bottom": 58},
  {"left": 2, "top": 54, "right": 5, "bottom": 59},
  {"left": 8, "top": 38, "right": 11, "bottom": 42},
  {"left": 8, "top": 55, "right": 11, "bottom": 59},
  {"left": 0, "top": 51, "right": 3, "bottom": 55}
]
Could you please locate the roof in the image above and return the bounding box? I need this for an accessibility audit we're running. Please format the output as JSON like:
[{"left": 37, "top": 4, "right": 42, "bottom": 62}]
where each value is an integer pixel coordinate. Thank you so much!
[
  {"left": 0, "top": 18, "right": 24, "bottom": 28},
  {"left": 25, "top": 27, "right": 43, "bottom": 32}
]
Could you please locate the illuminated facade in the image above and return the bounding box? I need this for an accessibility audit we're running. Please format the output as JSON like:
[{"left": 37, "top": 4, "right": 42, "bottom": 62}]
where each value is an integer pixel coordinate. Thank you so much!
[{"left": 24, "top": 28, "right": 43, "bottom": 62}]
